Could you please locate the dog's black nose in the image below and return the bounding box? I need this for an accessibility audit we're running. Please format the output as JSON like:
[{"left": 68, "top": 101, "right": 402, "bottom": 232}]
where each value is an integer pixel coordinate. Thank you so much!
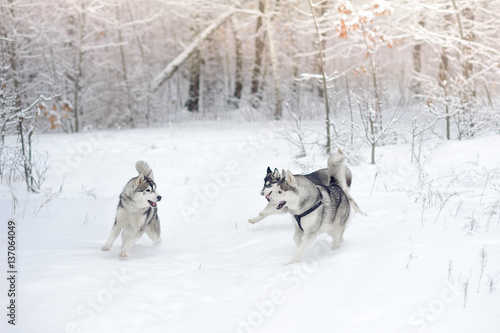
[{"left": 157, "top": 195, "right": 162, "bottom": 201}]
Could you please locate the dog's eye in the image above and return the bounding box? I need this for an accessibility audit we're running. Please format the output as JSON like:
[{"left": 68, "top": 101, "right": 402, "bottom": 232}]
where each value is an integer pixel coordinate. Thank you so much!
[
  {"left": 146, "top": 189, "right": 151, "bottom": 192},
  {"left": 278, "top": 191, "right": 283, "bottom": 194}
]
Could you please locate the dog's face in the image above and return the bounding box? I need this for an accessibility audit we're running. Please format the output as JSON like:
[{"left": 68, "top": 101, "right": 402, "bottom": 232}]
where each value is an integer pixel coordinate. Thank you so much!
[
  {"left": 261, "top": 167, "right": 281, "bottom": 200},
  {"left": 133, "top": 174, "right": 162, "bottom": 208},
  {"left": 269, "top": 171, "right": 299, "bottom": 211}
]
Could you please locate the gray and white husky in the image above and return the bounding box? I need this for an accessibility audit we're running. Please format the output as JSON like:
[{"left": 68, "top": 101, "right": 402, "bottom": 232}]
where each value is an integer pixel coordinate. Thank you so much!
[
  {"left": 269, "top": 171, "right": 351, "bottom": 264},
  {"left": 249, "top": 150, "right": 363, "bottom": 224},
  {"left": 101, "top": 161, "right": 162, "bottom": 258}
]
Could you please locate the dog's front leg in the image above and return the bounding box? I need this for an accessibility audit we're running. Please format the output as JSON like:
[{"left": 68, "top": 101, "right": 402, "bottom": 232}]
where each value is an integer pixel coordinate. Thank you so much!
[
  {"left": 249, "top": 202, "right": 288, "bottom": 224},
  {"left": 118, "top": 229, "right": 143, "bottom": 258},
  {"left": 145, "top": 223, "right": 162, "bottom": 243},
  {"left": 101, "top": 219, "right": 122, "bottom": 251},
  {"left": 287, "top": 231, "right": 317, "bottom": 264},
  {"left": 292, "top": 224, "right": 304, "bottom": 248}
]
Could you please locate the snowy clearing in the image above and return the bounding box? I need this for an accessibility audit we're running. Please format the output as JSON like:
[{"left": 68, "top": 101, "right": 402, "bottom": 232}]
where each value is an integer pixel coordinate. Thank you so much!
[{"left": 1, "top": 122, "right": 499, "bottom": 333}]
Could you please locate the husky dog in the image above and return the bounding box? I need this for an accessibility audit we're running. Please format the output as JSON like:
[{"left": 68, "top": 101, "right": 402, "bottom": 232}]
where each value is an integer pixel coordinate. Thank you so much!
[
  {"left": 259, "top": 152, "right": 352, "bottom": 199},
  {"left": 249, "top": 150, "right": 363, "bottom": 224},
  {"left": 269, "top": 171, "right": 351, "bottom": 264},
  {"left": 101, "top": 161, "right": 162, "bottom": 257}
]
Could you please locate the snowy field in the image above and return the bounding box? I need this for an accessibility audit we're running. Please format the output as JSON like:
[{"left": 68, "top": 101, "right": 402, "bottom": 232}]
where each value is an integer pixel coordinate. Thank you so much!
[{"left": 1, "top": 121, "right": 499, "bottom": 333}]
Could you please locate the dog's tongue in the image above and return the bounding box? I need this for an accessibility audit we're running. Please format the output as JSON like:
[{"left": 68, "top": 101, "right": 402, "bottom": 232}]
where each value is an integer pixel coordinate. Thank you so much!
[{"left": 149, "top": 200, "right": 157, "bottom": 207}]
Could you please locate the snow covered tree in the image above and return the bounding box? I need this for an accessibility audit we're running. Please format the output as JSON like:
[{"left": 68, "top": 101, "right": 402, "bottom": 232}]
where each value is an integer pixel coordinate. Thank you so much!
[
  {"left": 401, "top": 0, "right": 500, "bottom": 139},
  {"left": 0, "top": 0, "right": 498, "bottom": 134},
  {"left": 0, "top": 0, "right": 56, "bottom": 191}
]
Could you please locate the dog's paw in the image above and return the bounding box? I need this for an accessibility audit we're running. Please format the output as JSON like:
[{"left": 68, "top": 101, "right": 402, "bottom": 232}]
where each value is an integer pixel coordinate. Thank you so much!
[
  {"left": 331, "top": 243, "right": 341, "bottom": 250},
  {"left": 101, "top": 245, "right": 110, "bottom": 251},
  {"left": 118, "top": 251, "right": 128, "bottom": 258},
  {"left": 248, "top": 216, "right": 261, "bottom": 224}
]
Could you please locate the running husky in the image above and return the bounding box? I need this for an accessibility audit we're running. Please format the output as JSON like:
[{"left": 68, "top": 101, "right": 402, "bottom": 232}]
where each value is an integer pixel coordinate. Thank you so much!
[
  {"left": 269, "top": 171, "right": 351, "bottom": 264},
  {"left": 249, "top": 150, "right": 363, "bottom": 223},
  {"left": 101, "top": 161, "right": 162, "bottom": 257}
]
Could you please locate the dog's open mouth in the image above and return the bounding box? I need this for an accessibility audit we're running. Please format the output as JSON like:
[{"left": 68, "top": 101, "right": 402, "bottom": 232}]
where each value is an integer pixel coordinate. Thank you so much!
[
  {"left": 265, "top": 192, "right": 272, "bottom": 202},
  {"left": 148, "top": 200, "right": 157, "bottom": 207},
  {"left": 276, "top": 201, "right": 286, "bottom": 210}
]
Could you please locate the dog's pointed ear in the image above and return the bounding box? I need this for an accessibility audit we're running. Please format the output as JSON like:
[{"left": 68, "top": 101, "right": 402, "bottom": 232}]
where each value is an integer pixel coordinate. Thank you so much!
[
  {"left": 273, "top": 168, "right": 280, "bottom": 178},
  {"left": 267, "top": 166, "right": 272, "bottom": 174},
  {"left": 285, "top": 170, "right": 296, "bottom": 186},
  {"left": 146, "top": 170, "right": 154, "bottom": 180},
  {"left": 135, "top": 173, "right": 145, "bottom": 187}
]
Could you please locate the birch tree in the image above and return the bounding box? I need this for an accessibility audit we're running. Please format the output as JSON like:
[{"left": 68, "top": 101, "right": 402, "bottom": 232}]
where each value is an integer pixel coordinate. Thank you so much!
[
  {"left": 264, "top": 0, "right": 283, "bottom": 119},
  {"left": 250, "top": 0, "right": 266, "bottom": 107},
  {"left": 308, "top": 0, "right": 332, "bottom": 154}
]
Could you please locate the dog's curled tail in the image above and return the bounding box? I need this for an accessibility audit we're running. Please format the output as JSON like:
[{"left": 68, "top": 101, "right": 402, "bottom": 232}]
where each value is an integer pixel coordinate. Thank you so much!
[
  {"left": 327, "top": 150, "right": 366, "bottom": 215},
  {"left": 135, "top": 160, "right": 154, "bottom": 179},
  {"left": 327, "top": 150, "right": 348, "bottom": 190}
]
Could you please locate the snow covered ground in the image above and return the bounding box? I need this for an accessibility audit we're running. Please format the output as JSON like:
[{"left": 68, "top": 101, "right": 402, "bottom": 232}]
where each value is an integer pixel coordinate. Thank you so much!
[{"left": 1, "top": 121, "right": 499, "bottom": 333}]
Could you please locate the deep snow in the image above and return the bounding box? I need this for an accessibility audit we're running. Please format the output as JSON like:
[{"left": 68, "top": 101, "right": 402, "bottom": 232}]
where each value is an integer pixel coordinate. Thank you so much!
[{"left": 1, "top": 121, "right": 499, "bottom": 333}]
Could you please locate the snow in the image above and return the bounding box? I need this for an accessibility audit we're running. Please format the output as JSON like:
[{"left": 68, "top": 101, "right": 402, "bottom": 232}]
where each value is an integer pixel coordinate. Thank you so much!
[{"left": 1, "top": 121, "right": 499, "bottom": 333}]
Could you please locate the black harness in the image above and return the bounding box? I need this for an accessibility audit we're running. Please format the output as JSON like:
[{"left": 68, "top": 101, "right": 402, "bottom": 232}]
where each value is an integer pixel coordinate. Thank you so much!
[{"left": 294, "top": 186, "right": 328, "bottom": 231}]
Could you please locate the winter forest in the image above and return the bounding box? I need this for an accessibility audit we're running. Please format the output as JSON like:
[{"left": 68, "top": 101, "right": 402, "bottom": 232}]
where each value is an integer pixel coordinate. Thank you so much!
[
  {"left": 1, "top": 0, "right": 500, "bottom": 192},
  {"left": 1, "top": 0, "right": 500, "bottom": 189}
]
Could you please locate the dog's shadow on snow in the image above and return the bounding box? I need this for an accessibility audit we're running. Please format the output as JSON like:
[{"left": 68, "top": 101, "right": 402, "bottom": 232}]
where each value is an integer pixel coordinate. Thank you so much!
[{"left": 99, "top": 242, "right": 166, "bottom": 261}]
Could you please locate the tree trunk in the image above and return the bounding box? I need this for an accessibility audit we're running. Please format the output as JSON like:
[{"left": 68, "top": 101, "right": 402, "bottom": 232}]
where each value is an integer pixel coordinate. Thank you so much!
[
  {"left": 316, "top": 0, "right": 328, "bottom": 99},
  {"left": 5, "top": 0, "right": 21, "bottom": 116},
  {"left": 309, "top": 0, "right": 331, "bottom": 153},
  {"left": 359, "top": 23, "right": 382, "bottom": 133},
  {"left": 115, "top": 4, "right": 134, "bottom": 126},
  {"left": 451, "top": 0, "right": 475, "bottom": 137},
  {"left": 186, "top": 57, "right": 201, "bottom": 112},
  {"left": 369, "top": 110, "right": 376, "bottom": 164},
  {"left": 73, "top": 0, "right": 86, "bottom": 132},
  {"left": 125, "top": 0, "right": 151, "bottom": 126},
  {"left": 264, "top": 0, "right": 282, "bottom": 119},
  {"left": 451, "top": 0, "right": 470, "bottom": 79},
  {"left": 411, "top": 14, "right": 425, "bottom": 94},
  {"left": 250, "top": 0, "right": 265, "bottom": 105},
  {"left": 346, "top": 75, "right": 354, "bottom": 146},
  {"left": 230, "top": 16, "right": 243, "bottom": 106},
  {"left": 438, "top": 47, "right": 451, "bottom": 140},
  {"left": 439, "top": 7, "right": 454, "bottom": 140},
  {"left": 186, "top": 18, "right": 201, "bottom": 112}
]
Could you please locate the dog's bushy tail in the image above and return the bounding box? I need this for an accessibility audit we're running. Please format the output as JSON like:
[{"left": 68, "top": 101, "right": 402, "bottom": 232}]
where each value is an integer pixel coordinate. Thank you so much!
[
  {"left": 328, "top": 150, "right": 348, "bottom": 190},
  {"left": 328, "top": 150, "right": 365, "bottom": 215},
  {"left": 135, "top": 160, "right": 153, "bottom": 179}
]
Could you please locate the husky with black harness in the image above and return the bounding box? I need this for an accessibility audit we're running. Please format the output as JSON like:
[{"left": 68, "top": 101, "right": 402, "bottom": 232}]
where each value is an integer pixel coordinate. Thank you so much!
[
  {"left": 268, "top": 170, "right": 351, "bottom": 264},
  {"left": 249, "top": 150, "right": 363, "bottom": 224}
]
